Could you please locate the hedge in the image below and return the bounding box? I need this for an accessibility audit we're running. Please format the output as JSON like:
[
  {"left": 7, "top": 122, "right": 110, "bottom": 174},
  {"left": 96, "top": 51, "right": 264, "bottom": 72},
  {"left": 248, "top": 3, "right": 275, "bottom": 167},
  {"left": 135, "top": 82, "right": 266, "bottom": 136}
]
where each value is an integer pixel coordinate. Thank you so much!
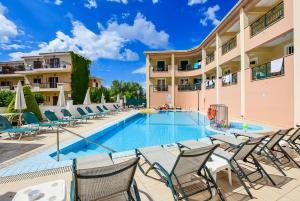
[
  {"left": 70, "top": 52, "right": 91, "bottom": 104},
  {"left": 6, "top": 86, "right": 43, "bottom": 120},
  {"left": 0, "top": 90, "right": 14, "bottom": 107}
]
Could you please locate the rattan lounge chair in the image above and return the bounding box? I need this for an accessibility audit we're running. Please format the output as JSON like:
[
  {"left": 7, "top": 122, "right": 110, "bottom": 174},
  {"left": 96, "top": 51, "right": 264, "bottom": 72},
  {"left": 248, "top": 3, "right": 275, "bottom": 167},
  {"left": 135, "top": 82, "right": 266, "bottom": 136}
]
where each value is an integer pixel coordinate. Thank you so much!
[
  {"left": 0, "top": 115, "right": 38, "bottom": 140},
  {"left": 136, "top": 145, "right": 226, "bottom": 201},
  {"left": 23, "top": 112, "right": 57, "bottom": 130},
  {"left": 209, "top": 135, "right": 276, "bottom": 198},
  {"left": 71, "top": 153, "right": 141, "bottom": 201},
  {"left": 61, "top": 109, "right": 88, "bottom": 123}
]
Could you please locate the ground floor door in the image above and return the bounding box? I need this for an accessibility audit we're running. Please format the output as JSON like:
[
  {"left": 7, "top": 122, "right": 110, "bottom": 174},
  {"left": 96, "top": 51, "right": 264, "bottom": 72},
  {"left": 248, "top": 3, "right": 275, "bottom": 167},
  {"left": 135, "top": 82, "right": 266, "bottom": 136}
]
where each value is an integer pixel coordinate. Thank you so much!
[{"left": 52, "top": 96, "right": 58, "bottom": 105}]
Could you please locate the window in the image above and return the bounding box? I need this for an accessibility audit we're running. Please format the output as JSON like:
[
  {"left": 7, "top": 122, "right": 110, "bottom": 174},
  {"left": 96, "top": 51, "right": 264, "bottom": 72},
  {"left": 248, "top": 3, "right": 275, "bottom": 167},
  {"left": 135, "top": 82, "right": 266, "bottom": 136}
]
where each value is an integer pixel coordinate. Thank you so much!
[
  {"left": 33, "top": 61, "right": 43, "bottom": 69},
  {"left": 33, "top": 78, "right": 42, "bottom": 84},
  {"left": 180, "top": 78, "right": 189, "bottom": 85},
  {"left": 157, "top": 61, "right": 165, "bottom": 70},
  {"left": 180, "top": 60, "right": 189, "bottom": 69},
  {"left": 250, "top": 57, "right": 258, "bottom": 66},
  {"left": 157, "top": 79, "right": 166, "bottom": 86},
  {"left": 48, "top": 77, "right": 58, "bottom": 88},
  {"left": 284, "top": 43, "right": 294, "bottom": 56},
  {"left": 49, "top": 58, "right": 60, "bottom": 68}
]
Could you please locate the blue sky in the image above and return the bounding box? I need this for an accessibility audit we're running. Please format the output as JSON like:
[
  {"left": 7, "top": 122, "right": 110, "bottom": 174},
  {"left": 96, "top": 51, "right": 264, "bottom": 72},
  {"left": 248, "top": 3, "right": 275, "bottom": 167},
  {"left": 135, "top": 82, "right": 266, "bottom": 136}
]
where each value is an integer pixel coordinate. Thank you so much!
[{"left": 0, "top": 0, "right": 238, "bottom": 87}]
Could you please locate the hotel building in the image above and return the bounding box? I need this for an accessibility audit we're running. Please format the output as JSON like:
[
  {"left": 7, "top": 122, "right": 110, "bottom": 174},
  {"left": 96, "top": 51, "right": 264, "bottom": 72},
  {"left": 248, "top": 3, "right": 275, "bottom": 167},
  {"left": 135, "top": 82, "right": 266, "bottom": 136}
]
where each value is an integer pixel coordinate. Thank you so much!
[
  {"left": 0, "top": 51, "right": 101, "bottom": 105},
  {"left": 145, "top": 0, "right": 300, "bottom": 127}
]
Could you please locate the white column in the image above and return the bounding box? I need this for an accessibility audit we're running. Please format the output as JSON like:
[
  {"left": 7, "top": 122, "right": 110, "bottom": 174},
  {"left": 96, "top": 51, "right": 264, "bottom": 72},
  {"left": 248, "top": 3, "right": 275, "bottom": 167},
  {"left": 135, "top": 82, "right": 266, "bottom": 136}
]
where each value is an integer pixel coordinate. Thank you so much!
[
  {"left": 216, "top": 33, "right": 221, "bottom": 104},
  {"left": 146, "top": 54, "right": 150, "bottom": 108},
  {"left": 201, "top": 48, "right": 207, "bottom": 111},
  {"left": 294, "top": 0, "right": 300, "bottom": 126},
  {"left": 171, "top": 53, "right": 175, "bottom": 107},
  {"left": 240, "top": 8, "right": 248, "bottom": 118}
]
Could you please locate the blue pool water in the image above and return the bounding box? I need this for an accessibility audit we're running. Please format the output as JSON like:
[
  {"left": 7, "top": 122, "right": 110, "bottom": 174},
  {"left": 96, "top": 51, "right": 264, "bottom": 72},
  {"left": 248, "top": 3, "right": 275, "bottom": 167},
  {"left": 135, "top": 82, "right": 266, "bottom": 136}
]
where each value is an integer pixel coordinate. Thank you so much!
[{"left": 50, "top": 111, "right": 265, "bottom": 160}]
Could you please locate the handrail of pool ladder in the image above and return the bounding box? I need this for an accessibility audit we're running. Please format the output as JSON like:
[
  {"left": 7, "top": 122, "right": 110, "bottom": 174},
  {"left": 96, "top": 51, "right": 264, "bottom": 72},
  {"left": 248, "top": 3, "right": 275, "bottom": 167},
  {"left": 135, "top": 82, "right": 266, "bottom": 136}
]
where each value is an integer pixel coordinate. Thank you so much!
[{"left": 56, "top": 125, "right": 116, "bottom": 161}]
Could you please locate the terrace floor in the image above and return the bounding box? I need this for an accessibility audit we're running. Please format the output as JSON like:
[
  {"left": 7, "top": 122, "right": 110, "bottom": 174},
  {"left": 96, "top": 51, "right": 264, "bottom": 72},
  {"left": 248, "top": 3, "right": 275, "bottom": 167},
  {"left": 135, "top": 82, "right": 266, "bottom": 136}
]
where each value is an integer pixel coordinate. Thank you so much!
[{"left": 0, "top": 110, "right": 300, "bottom": 201}]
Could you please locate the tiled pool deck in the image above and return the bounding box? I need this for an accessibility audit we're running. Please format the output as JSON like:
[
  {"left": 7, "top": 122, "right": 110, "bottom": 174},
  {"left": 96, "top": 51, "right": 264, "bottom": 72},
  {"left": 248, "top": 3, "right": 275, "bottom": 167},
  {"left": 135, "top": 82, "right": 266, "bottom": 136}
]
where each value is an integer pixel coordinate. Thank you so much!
[{"left": 0, "top": 110, "right": 300, "bottom": 201}]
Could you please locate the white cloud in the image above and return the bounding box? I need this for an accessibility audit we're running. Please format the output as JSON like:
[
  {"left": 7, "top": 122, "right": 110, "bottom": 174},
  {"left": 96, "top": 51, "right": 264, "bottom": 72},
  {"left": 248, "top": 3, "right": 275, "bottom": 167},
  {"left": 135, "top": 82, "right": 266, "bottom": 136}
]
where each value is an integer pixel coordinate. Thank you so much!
[
  {"left": 107, "top": 12, "right": 169, "bottom": 49},
  {"left": 54, "top": 0, "right": 63, "bottom": 5},
  {"left": 107, "top": 0, "right": 128, "bottom": 4},
  {"left": 152, "top": 0, "right": 159, "bottom": 4},
  {"left": 0, "top": 43, "right": 26, "bottom": 50},
  {"left": 121, "top": 12, "right": 130, "bottom": 19},
  {"left": 0, "top": 3, "right": 18, "bottom": 44},
  {"left": 84, "top": 0, "right": 97, "bottom": 9},
  {"left": 132, "top": 66, "right": 146, "bottom": 74},
  {"left": 200, "top": 5, "right": 220, "bottom": 26},
  {"left": 188, "top": 0, "right": 207, "bottom": 6},
  {"left": 9, "top": 13, "right": 169, "bottom": 61}
]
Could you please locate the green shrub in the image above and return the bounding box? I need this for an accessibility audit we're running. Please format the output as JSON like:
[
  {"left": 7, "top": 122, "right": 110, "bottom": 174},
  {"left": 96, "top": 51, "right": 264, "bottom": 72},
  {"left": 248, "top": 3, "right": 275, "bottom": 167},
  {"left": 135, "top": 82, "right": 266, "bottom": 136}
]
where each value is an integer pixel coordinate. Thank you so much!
[
  {"left": 0, "top": 90, "right": 14, "bottom": 107},
  {"left": 70, "top": 52, "right": 91, "bottom": 104},
  {"left": 34, "top": 93, "right": 44, "bottom": 104},
  {"left": 6, "top": 86, "right": 43, "bottom": 120}
]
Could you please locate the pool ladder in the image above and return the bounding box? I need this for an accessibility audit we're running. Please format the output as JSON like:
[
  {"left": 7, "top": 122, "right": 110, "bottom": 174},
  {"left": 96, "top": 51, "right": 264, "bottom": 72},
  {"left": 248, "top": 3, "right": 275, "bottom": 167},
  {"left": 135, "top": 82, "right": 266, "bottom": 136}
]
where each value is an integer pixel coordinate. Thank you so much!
[{"left": 56, "top": 125, "right": 116, "bottom": 161}]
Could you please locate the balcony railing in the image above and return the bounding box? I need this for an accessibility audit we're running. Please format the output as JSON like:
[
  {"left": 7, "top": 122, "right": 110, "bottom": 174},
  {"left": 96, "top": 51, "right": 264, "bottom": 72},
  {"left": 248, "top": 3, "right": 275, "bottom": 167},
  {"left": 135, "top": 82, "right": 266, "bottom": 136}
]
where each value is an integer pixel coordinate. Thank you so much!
[
  {"left": 252, "top": 59, "right": 284, "bottom": 81},
  {"left": 205, "top": 80, "right": 215, "bottom": 89},
  {"left": 206, "top": 53, "right": 215, "bottom": 65},
  {"left": 152, "top": 66, "right": 168, "bottom": 72},
  {"left": 25, "top": 64, "right": 68, "bottom": 71},
  {"left": 0, "top": 65, "right": 25, "bottom": 74},
  {"left": 178, "top": 84, "right": 201, "bottom": 91},
  {"left": 222, "top": 73, "right": 238, "bottom": 86},
  {"left": 178, "top": 63, "right": 201, "bottom": 71},
  {"left": 153, "top": 85, "right": 168, "bottom": 92},
  {"left": 32, "top": 82, "right": 70, "bottom": 89},
  {"left": 222, "top": 37, "right": 237, "bottom": 55},
  {"left": 0, "top": 86, "right": 14, "bottom": 90},
  {"left": 250, "top": 1, "right": 284, "bottom": 37}
]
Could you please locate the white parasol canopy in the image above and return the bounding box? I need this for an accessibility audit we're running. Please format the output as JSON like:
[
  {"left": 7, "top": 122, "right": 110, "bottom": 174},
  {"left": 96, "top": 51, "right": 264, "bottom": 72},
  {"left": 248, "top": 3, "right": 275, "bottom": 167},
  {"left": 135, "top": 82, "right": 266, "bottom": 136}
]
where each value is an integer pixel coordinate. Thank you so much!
[
  {"left": 57, "top": 85, "right": 66, "bottom": 107},
  {"left": 83, "top": 88, "right": 91, "bottom": 105},
  {"left": 14, "top": 80, "right": 27, "bottom": 110}
]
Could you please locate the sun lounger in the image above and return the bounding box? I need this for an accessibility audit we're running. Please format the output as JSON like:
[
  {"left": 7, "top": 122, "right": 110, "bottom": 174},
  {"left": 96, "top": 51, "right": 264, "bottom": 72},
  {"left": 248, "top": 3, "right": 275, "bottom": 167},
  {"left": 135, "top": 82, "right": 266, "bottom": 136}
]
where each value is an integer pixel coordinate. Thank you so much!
[
  {"left": 136, "top": 145, "right": 225, "bottom": 201},
  {"left": 0, "top": 115, "right": 38, "bottom": 140},
  {"left": 76, "top": 107, "right": 96, "bottom": 119},
  {"left": 44, "top": 110, "right": 76, "bottom": 126},
  {"left": 85, "top": 106, "right": 103, "bottom": 118},
  {"left": 96, "top": 105, "right": 110, "bottom": 115},
  {"left": 283, "top": 127, "right": 300, "bottom": 156},
  {"left": 61, "top": 108, "right": 88, "bottom": 123},
  {"left": 103, "top": 105, "right": 116, "bottom": 113},
  {"left": 71, "top": 153, "right": 141, "bottom": 201},
  {"left": 23, "top": 112, "right": 58, "bottom": 130},
  {"left": 209, "top": 135, "right": 275, "bottom": 199}
]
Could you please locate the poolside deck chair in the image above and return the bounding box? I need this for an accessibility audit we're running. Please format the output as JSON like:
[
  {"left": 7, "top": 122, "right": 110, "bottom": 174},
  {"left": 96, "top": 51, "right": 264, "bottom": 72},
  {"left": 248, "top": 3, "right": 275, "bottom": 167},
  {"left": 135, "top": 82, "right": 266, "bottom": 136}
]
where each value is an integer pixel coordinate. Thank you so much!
[
  {"left": 76, "top": 107, "right": 96, "bottom": 119},
  {"left": 44, "top": 110, "right": 76, "bottom": 126},
  {"left": 85, "top": 106, "right": 103, "bottom": 118},
  {"left": 71, "top": 153, "right": 141, "bottom": 201},
  {"left": 96, "top": 105, "right": 110, "bottom": 115},
  {"left": 209, "top": 135, "right": 275, "bottom": 199},
  {"left": 23, "top": 112, "right": 57, "bottom": 130},
  {"left": 256, "top": 129, "right": 300, "bottom": 172},
  {"left": 61, "top": 109, "right": 88, "bottom": 123},
  {"left": 284, "top": 127, "right": 300, "bottom": 156},
  {"left": 0, "top": 115, "right": 38, "bottom": 140},
  {"left": 136, "top": 145, "right": 226, "bottom": 201},
  {"left": 103, "top": 105, "right": 116, "bottom": 113}
]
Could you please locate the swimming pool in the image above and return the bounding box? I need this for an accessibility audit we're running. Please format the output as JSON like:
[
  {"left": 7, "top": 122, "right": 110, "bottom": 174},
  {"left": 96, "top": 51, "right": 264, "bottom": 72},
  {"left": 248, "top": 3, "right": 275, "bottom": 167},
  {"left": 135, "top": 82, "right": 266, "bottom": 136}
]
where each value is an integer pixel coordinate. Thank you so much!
[{"left": 50, "top": 111, "right": 266, "bottom": 160}]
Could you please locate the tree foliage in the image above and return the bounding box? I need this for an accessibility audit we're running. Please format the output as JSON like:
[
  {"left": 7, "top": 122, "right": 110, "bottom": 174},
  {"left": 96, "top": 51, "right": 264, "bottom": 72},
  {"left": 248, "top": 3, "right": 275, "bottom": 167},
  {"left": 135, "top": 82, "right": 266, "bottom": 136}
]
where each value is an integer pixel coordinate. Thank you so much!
[
  {"left": 110, "top": 80, "right": 144, "bottom": 101},
  {"left": 70, "top": 52, "right": 91, "bottom": 104},
  {"left": 90, "top": 86, "right": 112, "bottom": 103},
  {"left": 0, "top": 90, "right": 14, "bottom": 107},
  {"left": 6, "top": 86, "right": 43, "bottom": 120},
  {"left": 34, "top": 92, "right": 44, "bottom": 104}
]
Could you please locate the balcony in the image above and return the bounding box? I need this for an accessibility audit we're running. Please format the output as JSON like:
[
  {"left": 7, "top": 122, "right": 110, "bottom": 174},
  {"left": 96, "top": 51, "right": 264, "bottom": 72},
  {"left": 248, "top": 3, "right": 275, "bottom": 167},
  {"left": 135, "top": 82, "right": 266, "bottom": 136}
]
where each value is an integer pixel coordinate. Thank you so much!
[
  {"left": 178, "top": 84, "right": 201, "bottom": 91},
  {"left": 222, "top": 37, "right": 237, "bottom": 55},
  {"left": 0, "top": 86, "right": 14, "bottom": 90},
  {"left": 0, "top": 65, "right": 25, "bottom": 74},
  {"left": 252, "top": 58, "right": 284, "bottom": 81},
  {"left": 31, "top": 82, "right": 71, "bottom": 92},
  {"left": 222, "top": 73, "right": 238, "bottom": 86},
  {"left": 150, "top": 65, "right": 172, "bottom": 77},
  {"left": 178, "top": 63, "right": 201, "bottom": 71},
  {"left": 152, "top": 85, "right": 168, "bottom": 92},
  {"left": 245, "top": 0, "right": 292, "bottom": 51},
  {"left": 250, "top": 2, "right": 284, "bottom": 37},
  {"left": 205, "top": 80, "right": 215, "bottom": 89},
  {"left": 176, "top": 63, "right": 201, "bottom": 77},
  {"left": 206, "top": 53, "right": 215, "bottom": 65}
]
